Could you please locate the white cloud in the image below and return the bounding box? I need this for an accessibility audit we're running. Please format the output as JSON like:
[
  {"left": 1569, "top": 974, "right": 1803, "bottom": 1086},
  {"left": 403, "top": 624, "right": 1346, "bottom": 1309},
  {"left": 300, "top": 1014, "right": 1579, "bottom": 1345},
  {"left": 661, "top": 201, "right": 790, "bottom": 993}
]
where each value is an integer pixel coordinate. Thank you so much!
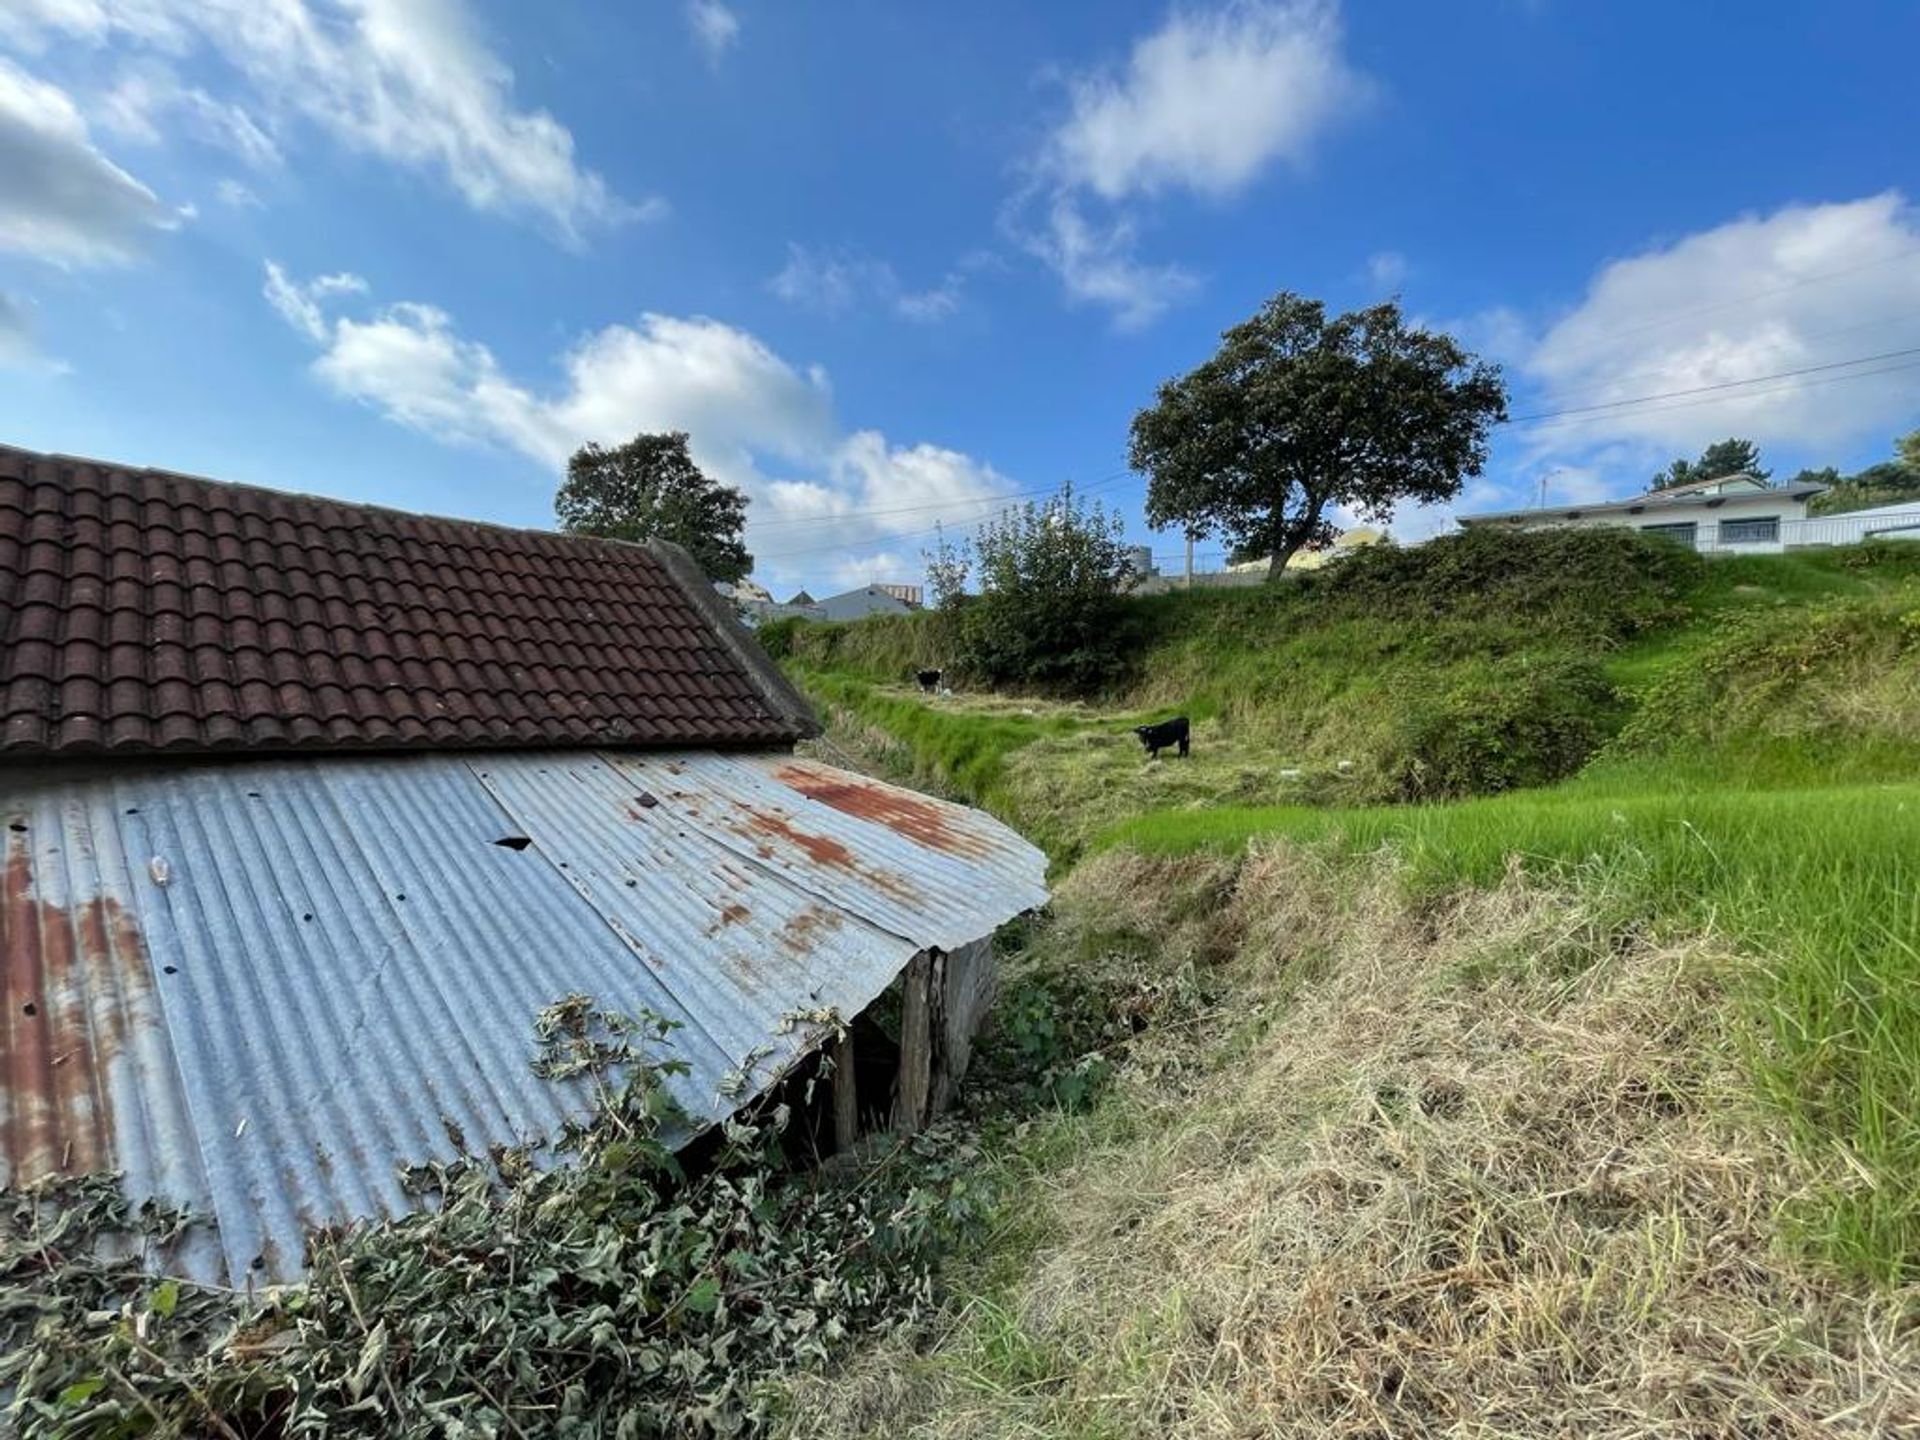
[
  {"left": 6, "top": 0, "right": 648, "bottom": 239},
  {"left": 262, "top": 264, "right": 1013, "bottom": 589},
  {"left": 1019, "top": 0, "right": 1364, "bottom": 327},
  {"left": 767, "top": 243, "right": 967, "bottom": 323},
  {"left": 685, "top": 0, "right": 740, "bottom": 66},
  {"left": 0, "top": 57, "right": 172, "bottom": 265},
  {"left": 97, "top": 62, "right": 281, "bottom": 167},
  {"left": 263, "top": 261, "right": 367, "bottom": 341},
  {"left": 1518, "top": 193, "right": 1920, "bottom": 456},
  {"left": 1025, "top": 197, "right": 1197, "bottom": 330},
  {"left": 1365, "top": 249, "right": 1407, "bottom": 290},
  {"left": 1047, "top": 0, "right": 1364, "bottom": 202}
]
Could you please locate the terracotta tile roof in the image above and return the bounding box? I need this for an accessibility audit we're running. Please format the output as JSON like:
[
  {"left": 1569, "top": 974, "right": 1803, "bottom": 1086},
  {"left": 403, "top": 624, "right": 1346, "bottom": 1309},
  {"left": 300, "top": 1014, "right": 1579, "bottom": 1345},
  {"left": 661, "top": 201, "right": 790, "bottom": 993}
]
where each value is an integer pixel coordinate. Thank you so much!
[{"left": 0, "top": 445, "right": 812, "bottom": 758}]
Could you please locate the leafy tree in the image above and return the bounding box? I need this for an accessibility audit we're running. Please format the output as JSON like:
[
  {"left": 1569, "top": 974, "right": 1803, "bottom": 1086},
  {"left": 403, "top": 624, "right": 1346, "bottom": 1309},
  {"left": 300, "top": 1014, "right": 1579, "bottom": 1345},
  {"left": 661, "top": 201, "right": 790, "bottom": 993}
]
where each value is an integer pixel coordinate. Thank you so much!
[
  {"left": 1129, "top": 293, "right": 1507, "bottom": 578},
  {"left": 556, "top": 432, "right": 752, "bottom": 583},
  {"left": 921, "top": 523, "right": 972, "bottom": 610},
  {"left": 955, "top": 484, "right": 1135, "bottom": 691},
  {"left": 1898, "top": 428, "right": 1920, "bottom": 476},
  {"left": 1808, "top": 462, "right": 1920, "bottom": 516},
  {"left": 1650, "top": 437, "right": 1770, "bottom": 491}
]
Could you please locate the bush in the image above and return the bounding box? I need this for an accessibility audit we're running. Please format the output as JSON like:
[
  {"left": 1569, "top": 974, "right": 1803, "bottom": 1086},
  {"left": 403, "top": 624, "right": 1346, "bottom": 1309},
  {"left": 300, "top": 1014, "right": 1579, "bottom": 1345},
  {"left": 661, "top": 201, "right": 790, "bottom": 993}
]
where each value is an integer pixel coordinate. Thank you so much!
[
  {"left": 1308, "top": 526, "right": 1707, "bottom": 640},
  {"left": 947, "top": 486, "right": 1136, "bottom": 694},
  {"left": 1386, "top": 655, "right": 1616, "bottom": 800}
]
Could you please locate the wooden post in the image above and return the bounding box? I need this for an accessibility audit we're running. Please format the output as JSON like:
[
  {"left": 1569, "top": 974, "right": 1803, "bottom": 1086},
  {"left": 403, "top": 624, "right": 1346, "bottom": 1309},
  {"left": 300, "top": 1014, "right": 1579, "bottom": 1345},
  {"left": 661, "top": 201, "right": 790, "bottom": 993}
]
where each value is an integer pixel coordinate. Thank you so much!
[
  {"left": 893, "top": 950, "right": 933, "bottom": 1133},
  {"left": 832, "top": 1029, "right": 859, "bottom": 1154}
]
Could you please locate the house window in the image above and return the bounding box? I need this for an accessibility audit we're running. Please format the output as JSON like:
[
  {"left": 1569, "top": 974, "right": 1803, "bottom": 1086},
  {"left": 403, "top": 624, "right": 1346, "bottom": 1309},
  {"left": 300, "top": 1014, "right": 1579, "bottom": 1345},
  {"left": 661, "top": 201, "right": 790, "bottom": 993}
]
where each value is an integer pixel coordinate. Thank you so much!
[
  {"left": 1717, "top": 517, "right": 1780, "bottom": 545},
  {"left": 1639, "top": 521, "right": 1698, "bottom": 547}
]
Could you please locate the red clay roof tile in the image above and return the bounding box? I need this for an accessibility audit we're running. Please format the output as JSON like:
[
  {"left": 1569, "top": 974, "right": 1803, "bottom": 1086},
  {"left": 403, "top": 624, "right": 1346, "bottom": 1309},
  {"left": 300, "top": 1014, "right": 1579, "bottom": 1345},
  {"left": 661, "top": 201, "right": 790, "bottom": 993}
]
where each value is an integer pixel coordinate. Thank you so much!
[{"left": 0, "top": 445, "right": 809, "bottom": 759}]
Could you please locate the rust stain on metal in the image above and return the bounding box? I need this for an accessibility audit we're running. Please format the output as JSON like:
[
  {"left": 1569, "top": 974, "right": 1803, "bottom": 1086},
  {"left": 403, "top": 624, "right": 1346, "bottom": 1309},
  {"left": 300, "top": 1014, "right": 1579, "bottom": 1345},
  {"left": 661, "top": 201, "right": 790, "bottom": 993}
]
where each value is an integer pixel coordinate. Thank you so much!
[
  {"left": 744, "top": 810, "right": 855, "bottom": 869},
  {"left": 774, "top": 762, "right": 991, "bottom": 859},
  {"left": 717, "top": 903, "right": 750, "bottom": 926},
  {"left": 3, "top": 829, "right": 153, "bottom": 1185},
  {"left": 777, "top": 905, "right": 844, "bottom": 956}
]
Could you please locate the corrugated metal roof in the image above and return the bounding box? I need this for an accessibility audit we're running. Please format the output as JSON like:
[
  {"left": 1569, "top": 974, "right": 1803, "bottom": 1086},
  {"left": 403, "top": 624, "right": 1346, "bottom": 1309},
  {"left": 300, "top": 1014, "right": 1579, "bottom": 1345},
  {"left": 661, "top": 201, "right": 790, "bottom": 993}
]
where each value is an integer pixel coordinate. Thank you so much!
[{"left": 0, "top": 749, "right": 1047, "bottom": 1284}]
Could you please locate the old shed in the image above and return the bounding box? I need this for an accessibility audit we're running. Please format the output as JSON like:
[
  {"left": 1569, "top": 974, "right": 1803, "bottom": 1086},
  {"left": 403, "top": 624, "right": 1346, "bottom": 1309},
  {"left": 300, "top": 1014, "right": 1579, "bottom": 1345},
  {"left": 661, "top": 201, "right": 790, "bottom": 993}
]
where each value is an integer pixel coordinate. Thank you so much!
[{"left": 0, "top": 445, "right": 1047, "bottom": 1284}]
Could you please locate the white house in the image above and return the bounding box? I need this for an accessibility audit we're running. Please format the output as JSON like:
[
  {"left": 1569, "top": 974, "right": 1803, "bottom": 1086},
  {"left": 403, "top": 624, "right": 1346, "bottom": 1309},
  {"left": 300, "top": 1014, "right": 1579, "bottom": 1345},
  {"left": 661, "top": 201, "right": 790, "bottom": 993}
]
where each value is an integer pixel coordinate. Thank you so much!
[{"left": 1457, "top": 474, "right": 1827, "bottom": 554}]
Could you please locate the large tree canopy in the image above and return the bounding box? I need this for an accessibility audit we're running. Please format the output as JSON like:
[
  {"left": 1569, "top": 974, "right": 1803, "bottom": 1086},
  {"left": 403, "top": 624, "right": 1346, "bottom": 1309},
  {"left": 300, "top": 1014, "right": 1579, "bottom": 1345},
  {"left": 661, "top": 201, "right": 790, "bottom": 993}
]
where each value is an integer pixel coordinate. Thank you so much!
[
  {"left": 1128, "top": 293, "right": 1507, "bottom": 578},
  {"left": 555, "top": 431, "right": 752, "bottom": 583},
  {"left": 1650, "top": 437, "right": 1771, "bottom": 491}
]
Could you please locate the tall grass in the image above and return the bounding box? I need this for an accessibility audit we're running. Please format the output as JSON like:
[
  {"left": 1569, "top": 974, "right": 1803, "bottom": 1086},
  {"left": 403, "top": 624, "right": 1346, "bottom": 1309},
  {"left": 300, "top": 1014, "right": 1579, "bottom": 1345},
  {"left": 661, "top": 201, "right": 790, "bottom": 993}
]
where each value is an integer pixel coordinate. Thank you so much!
[{"left": 1105, "top": 772, "right": 1920, "bottom": 1282}]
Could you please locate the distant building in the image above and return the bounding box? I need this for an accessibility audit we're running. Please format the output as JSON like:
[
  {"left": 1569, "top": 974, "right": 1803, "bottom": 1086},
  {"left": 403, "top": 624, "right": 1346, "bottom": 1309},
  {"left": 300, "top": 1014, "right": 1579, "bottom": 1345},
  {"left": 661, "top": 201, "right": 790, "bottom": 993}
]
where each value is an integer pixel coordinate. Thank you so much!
[
  {"left": 788, "top": 589, "right": 816, "bottom": 606},
  {"left": 1457, "top": 474, "right": 1828, "bottom": 554},
  {"left": 815, "top": 585, "right": 922, "bottom": 621}
]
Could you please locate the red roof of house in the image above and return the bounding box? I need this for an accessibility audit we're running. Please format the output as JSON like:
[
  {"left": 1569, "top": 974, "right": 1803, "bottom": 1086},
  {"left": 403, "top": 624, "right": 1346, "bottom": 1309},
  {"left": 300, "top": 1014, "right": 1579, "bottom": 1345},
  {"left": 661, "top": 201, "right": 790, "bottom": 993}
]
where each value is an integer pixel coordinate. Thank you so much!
[{"left": 0, "top": 445, "right": 812, "bottom": 758}]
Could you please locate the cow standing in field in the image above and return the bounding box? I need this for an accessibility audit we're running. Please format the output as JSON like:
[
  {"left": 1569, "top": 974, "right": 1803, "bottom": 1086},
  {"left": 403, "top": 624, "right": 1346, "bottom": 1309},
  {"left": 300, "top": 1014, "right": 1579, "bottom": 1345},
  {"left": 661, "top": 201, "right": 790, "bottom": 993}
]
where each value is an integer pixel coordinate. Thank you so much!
[
  {"left": 916, "top": 668, "right": 943, "bottom": 693},
  {"left": 1133, "top": 715, "right": 1191, "bottom": 759}
]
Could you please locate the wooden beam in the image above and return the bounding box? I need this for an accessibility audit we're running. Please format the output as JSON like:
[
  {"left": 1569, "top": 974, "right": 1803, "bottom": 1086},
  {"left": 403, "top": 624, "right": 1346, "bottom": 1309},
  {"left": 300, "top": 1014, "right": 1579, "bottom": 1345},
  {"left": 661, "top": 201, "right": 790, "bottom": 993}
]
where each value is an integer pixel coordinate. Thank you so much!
[
  {"left": 832, "top": 1028, "right": 858, "bottom": 1153},
  {"left": 893, "top": 951, "right": 933, "bottom": 1133}
]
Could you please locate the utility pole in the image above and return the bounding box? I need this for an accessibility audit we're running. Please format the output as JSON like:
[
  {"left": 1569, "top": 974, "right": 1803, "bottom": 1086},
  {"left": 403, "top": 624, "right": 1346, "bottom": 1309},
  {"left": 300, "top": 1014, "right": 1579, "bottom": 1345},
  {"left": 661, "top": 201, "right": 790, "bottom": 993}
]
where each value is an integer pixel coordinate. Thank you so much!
[{"left": 1184, "top": 531, "right": 1194, "bottom": 590}]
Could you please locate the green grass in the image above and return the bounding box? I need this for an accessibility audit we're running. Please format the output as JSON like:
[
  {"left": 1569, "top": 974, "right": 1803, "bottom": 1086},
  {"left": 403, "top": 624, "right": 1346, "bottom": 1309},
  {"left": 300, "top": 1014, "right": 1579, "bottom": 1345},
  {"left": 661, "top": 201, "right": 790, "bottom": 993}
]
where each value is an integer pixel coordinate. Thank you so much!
[
  {"left": 789, "top": 541, "right": 1920, "bottom": 1284},
  {"left": 1103, "top": 761, "right": 1920, "bottom": 1283}
]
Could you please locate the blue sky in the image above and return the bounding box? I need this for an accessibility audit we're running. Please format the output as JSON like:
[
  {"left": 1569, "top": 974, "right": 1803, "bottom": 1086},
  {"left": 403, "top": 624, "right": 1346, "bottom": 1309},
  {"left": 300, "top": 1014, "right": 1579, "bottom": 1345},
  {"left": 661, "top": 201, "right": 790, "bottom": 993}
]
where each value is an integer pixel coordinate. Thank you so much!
[{"left": 3, "top": 0, "right": 1918, "bottom": 596}]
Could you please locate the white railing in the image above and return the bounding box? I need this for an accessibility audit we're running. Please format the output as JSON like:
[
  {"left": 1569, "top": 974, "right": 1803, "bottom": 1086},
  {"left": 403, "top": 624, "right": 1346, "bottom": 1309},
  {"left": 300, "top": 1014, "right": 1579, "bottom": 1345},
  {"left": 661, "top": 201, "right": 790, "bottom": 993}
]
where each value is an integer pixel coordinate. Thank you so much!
[{"left": 1678, "top": 510, "right": 1920, "bottom": 553}]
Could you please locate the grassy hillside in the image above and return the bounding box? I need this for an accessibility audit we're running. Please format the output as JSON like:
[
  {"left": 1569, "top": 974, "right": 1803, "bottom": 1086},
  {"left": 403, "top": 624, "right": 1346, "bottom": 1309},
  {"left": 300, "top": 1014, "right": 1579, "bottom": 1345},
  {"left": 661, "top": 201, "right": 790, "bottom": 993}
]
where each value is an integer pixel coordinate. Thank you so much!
[
  {"left": 790, "top": 535, "right": 1920, "bottom": 861},
  {"left": 774, "top": 532, "right": 1920, "bottom": 1436}
]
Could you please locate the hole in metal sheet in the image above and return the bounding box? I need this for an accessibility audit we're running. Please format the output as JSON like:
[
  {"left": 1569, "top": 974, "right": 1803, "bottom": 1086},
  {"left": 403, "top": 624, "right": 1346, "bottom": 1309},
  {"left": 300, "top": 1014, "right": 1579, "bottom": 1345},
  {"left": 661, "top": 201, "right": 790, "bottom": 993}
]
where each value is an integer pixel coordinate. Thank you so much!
[
  {"left": 247, "top": 791, "right": 261, "bottom": 799},
  {"left": 7, "top": 821, "right": 24, "bottom": 833},
  {"left": 125, "top": 807, "right": 139, "bottom": 816},
  {"left": 634, "top": 792, "right": 659, "bottom": 809},
  {"left": 163, "top": 965, "right": 178, "bottom": 975},
  {"left": 23, "top": 1003, "right": 37, "bottom": 1016},
  {"left": 493, "top": 836, "right": 533, "bottom": 851},
  {"left": 395, "top": 894, "right": 406, "bottom": 902},
  {"left": 302, "top": 912, "right": 314, "bottom": 922}
]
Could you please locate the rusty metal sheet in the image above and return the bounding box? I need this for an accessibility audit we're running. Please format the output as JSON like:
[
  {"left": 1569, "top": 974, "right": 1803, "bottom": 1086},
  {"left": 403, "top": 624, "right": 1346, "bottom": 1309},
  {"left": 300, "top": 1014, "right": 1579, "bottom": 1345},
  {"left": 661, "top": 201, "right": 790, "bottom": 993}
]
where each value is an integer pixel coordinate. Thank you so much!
[
  {"left": 611, "top": 753, "right": 1050, "bottom": 951},
  {"left": 0, "top": 750, "right": 1048, "bottom": 1284}
]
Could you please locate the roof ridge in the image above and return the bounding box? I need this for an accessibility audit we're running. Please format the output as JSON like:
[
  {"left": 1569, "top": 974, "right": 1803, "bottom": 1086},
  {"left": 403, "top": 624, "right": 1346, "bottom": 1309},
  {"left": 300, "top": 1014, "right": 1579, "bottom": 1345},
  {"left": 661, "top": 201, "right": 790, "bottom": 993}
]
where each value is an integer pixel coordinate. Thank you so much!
[{"left": 0, "top": 443, "right": 667, "bottom": 563}]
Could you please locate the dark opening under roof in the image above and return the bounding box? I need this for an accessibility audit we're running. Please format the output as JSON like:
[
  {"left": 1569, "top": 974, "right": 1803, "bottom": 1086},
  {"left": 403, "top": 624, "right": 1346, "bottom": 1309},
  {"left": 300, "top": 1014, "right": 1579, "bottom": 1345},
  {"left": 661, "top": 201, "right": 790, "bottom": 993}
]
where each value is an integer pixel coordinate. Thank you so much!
[{"left": 0, "top": 444, "right": 814, "bottom": 759}]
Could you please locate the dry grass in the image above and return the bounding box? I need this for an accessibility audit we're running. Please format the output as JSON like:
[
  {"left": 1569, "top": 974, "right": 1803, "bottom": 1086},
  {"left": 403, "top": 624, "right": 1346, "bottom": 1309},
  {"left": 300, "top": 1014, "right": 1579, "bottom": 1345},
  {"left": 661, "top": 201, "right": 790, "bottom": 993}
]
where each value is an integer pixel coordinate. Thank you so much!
[{"left": 783, "top": 847, "right": 1920, "bottom": 1439}]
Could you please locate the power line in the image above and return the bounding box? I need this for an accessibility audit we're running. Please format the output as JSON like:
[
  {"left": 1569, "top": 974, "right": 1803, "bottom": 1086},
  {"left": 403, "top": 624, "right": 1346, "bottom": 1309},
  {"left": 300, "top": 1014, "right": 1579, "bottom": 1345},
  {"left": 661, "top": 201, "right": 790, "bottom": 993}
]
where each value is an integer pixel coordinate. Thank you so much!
[
  {"left": 1515, "top": 355, "right": 1920, "bottom": 434},
  {"left": 1506, "top": 343, "right": 1920, "bottom": 425},
  {"left": 1527, "top": 244, "right": 1920, "bottom": 365}
]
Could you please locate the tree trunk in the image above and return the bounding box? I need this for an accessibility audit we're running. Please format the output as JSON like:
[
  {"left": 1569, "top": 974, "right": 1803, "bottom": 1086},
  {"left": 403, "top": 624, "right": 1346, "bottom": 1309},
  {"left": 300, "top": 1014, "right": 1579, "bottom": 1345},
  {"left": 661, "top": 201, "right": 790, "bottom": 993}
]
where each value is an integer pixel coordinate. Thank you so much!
[{"left": 1266, "top": 537, "right": 1307, "bottom": 579}]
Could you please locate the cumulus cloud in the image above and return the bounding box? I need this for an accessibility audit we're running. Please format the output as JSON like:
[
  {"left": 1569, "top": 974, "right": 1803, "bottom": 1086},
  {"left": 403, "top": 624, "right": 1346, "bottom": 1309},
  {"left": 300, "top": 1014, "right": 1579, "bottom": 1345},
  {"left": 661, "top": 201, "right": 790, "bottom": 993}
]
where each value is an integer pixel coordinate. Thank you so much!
[
  {"left": 1047, "top": 0, "right": 1364, "bottom": 202},
  {"left": 685, "top": 0, "right": 740, "bottom": 65},
  {"left": 0, "top": 57, "right": 172, "bottom": 265},
  {"left": 1517, "top": 193, "right": 1920, "bottom": 456},
  {"left": 767, "top": 243, "right": 966, "bottom": 323},
  {"left": 6, "top": 0, "right": 648, "bottom": 240},
  {"left": 1018, "top": 0, "right": 1364, "bottom": 326},
  {"left": 261, "top": 263, "right": 1012, "bottom": 589}
]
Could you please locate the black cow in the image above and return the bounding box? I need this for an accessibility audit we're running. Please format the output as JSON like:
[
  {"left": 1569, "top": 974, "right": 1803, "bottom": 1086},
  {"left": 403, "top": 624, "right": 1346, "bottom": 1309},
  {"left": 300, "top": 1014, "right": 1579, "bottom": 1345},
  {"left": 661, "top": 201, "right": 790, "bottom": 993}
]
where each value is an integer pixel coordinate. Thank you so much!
[
  {"left": 916, "top": 668, "right": 943, "bottom": 693},
  {"left": 1133, "top": 715, "right": 1190, "bottom": 759}
]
